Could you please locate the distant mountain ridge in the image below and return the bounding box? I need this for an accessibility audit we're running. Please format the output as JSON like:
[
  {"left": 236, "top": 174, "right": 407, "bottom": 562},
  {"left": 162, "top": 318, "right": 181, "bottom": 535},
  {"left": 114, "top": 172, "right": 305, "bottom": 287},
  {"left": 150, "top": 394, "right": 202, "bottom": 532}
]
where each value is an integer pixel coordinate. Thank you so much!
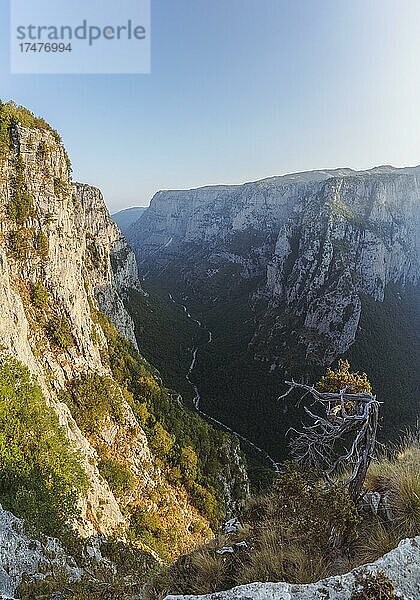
[
  {"left": 128, "top": 164, "right": 420, "bottom": 197},
  {"left": 112, "top": 206, "right": 146, "bottom": 233}
]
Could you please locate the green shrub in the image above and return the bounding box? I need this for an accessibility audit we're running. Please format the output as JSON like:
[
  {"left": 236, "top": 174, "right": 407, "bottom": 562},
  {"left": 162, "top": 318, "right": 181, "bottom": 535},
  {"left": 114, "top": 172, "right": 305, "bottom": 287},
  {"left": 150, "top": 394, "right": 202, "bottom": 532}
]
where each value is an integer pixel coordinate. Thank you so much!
[
  {"left": 31, "top": 280, "right": 49, "bottom": 310},
  {"left": 98, "top": 455, "right": 136, "bottom": 497},
  {"left": 188, "top": 482, "right": 221, "bottom": 525},
  {"left": 47, "top": 315, "right": 74, "bottom": 349},
  {"left": 36, "top": 140, "right": 50, "bottom": 162},
  {"left": 0, "top": 356, "right": 88, "bottom": 536},
  {"left": 180, "top": 445, "right": 199, "bottom": 481},
  {"left": 8, "top": 228, "right": 33, "bottom": 258},
  {"left": 8, "top": 155, "right": 35, "bottom": 224},
  {"left": 149, "top": 422, "right": 175, "bottom": 459},
  {"left": 11, "top": 192, "right": 34, "bottom": 224},
  {"left": 130, "top": 507, "right": 162, "bottom": 537},
  {"left": 90, "top": 325, "right": 102, "bottom": 345},
  {"left": 67, "top": 374, "right": 124, "bottom": 435},
  {"left": 0, "top": 102, "right": 12, "bottom": 154},
  {"left": 316, "top": 358, "right": 372, "bottom": 394},
  {"left": 35, "top": 230, "right": 49, "bottom": 257},
  {"left": 135, "top": 401, "right": 149, "bottom": 426},
  {"left": 54, "top": 177, "right": 68, "bottom": 198}
]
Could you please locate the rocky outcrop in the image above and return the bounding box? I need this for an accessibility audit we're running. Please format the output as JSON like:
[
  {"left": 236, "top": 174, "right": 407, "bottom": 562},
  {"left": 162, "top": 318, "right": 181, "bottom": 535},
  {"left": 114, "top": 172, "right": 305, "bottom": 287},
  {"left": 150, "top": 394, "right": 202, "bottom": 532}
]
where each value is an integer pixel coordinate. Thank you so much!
[
  {"left": 165, "top": 537, "right": 420, "bottom": 600},
  {"left": 0, "top": 504, "right": 82, "bottom": 599}
]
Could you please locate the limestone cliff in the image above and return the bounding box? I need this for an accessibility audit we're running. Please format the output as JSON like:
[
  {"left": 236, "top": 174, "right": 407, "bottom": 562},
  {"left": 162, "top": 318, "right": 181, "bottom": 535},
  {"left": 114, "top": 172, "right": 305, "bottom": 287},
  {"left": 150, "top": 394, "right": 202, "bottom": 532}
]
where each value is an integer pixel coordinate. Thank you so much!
[
  {"left": 0, "top": 102, "right": 249, "bottom": 597},
  {"left": 128, "top": 166, "right": 419, "bottom": 368},
  {"left": 0, "top": 121, "right": 125, "bottom": 537},
  {"left": 262, "top": 170, "right": 419, "bottom": 365},
  {"left": 74, "top": 181, "right": 143, "bottom": 348}
]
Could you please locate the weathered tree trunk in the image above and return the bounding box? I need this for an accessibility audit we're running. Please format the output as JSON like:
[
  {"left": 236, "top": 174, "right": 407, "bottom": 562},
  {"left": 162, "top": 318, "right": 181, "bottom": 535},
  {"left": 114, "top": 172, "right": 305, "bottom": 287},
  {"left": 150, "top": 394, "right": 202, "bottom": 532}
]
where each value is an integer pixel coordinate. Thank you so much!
[{"left": 348, "top": 399, "right": 379, "bottom": 501}]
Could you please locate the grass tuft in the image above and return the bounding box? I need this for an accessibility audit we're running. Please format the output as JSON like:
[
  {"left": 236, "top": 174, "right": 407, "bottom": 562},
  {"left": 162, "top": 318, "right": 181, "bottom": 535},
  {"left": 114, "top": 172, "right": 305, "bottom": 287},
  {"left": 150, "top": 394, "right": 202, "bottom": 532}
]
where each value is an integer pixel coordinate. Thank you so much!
[{"left": 364, "top": 430, "right": 420, "bottom": 538}]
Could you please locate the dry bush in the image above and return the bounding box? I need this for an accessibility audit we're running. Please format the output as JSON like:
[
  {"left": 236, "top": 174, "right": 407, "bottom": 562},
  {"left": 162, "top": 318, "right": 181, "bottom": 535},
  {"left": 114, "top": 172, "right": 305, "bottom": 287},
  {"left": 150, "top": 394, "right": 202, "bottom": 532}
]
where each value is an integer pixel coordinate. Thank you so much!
[
  {"left": 351, "top": 569, "right": 399, "bottom": 599},
  {"left": 145, "top": 546, "right": 232, "bottom": 599},
  {"left": 387, "top": 464, "right": 420, "bottom": 536},
  {"left": 145, "top": 467, "right": 359, "bottom": 598},
  {"left": 145, "top": 433, "right": 419, "bottom": 599},
  {"left": 351, "top": 429, "right": 419, "bottom": 566},
  {"left": 235, "top": 528, "right": 287, "bottom": 583}
]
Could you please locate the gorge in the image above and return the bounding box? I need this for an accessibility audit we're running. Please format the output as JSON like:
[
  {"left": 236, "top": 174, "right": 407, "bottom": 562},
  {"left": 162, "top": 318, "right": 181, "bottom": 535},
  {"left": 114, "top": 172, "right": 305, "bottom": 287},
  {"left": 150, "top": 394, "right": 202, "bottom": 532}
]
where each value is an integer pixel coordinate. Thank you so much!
[
  {"left": 0, "top": 100, "right": 418, "bottom": 599},
  {"left": 125, "top": 168, "right": 420, "bottom": 463}
]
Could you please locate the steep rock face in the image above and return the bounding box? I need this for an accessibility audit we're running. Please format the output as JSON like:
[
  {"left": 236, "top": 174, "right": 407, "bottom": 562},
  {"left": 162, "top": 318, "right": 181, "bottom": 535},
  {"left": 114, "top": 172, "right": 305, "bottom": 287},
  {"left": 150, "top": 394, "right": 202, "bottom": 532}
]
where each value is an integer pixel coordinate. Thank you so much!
[
  {"left": 0, "top": 503, "right": 82, "bottom": 599},
  {"left": 261, "top": 171, "right": 420, "bottom": 364},
  {"left": 128, "top": 167, "right": 419, "bottom": 368},
  {"left": 130, "top": 169, "right": 355, "bottom": 244},
  {"left": 73, "top": 181, "right": 143, "bottom": 348},
  {"left": 165, "top": 537, "right": 420, "bottom": 600},
  {"left": 128, "top": 170, "right": 355, "bottom": 281},
  {"left": 0, "top": 108, "right": 249, "bottom": 578},
  {"left": 0, "top": 115, "right": 246, "bottom": 553},
  {"left": 0, "top": 123, "right": 125, "bottom": 536}
]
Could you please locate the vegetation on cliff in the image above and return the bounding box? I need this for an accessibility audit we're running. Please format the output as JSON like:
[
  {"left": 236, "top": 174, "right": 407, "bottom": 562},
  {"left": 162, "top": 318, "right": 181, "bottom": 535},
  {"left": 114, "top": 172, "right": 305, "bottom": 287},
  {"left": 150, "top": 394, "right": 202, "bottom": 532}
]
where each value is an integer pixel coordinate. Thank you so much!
[
  {"left": 0, "top": 102, "right": 416, "bottom": 599},
  {"left": 145, "top": 362, "right": 419, "bottom": 598},
  {"left": 0, "top": 99, "right": 71, "bottom": 172},
  {"left": 0, "top": 99, "right": 62, "bottom": 154},
  {"left": 0, "top": 356, "right": 88, "bottom": 536},
  {"left": 93, "top": 310, "right": 247, "bottom": 528},
  {"left": 15, "top": 428, "right": 418, "bottom": 599}
]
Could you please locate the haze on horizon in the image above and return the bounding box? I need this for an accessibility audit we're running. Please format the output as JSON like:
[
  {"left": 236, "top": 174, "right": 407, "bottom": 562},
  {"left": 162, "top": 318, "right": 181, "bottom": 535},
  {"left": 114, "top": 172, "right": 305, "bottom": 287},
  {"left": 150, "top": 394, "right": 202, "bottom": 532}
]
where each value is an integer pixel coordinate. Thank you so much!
[{"left": 1, "top": 0, "right": 420, "bottom": 213}]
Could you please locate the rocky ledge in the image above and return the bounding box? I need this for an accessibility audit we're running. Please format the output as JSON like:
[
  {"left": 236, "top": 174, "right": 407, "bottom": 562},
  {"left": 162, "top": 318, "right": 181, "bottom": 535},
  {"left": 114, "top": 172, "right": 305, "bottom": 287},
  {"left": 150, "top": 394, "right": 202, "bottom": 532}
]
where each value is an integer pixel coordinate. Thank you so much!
[
  {"left": 165, "top": 537, "right": 419, "bottom": 600},
  {"left": 0, "top": 504, "right": 81, "bottom": 599}
]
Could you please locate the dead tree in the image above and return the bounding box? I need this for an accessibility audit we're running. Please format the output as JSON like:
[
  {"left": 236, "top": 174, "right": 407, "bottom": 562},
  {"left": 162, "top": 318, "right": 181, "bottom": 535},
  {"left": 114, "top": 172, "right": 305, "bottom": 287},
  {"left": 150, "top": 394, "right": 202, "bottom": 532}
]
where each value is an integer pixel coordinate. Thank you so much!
[{"left": 280, "top": 381, "right": 380, "bottom": 501}]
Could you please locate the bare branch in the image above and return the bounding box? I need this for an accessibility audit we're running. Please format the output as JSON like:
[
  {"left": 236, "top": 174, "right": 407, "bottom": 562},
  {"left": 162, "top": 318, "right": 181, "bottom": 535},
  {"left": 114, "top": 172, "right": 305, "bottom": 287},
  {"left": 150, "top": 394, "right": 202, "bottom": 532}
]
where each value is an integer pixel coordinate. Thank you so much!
[{"left": 283, "top": 380, "right": 380, "bottom": 500}]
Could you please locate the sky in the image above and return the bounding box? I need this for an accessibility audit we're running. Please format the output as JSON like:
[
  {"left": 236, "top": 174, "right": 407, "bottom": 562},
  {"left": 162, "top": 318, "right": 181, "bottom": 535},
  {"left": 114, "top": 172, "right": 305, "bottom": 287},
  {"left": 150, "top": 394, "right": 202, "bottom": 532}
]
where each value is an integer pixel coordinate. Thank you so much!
[{"left": 1, "top": 0, "right": 420, "bottom": 212}]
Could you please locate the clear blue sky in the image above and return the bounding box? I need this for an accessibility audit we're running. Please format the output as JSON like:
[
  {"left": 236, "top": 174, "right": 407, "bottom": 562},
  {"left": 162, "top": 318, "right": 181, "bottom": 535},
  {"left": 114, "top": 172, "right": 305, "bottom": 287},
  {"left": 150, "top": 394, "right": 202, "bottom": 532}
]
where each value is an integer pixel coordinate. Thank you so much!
[{"left": 1, "top": 0, "right": 420, "bottom": 212}]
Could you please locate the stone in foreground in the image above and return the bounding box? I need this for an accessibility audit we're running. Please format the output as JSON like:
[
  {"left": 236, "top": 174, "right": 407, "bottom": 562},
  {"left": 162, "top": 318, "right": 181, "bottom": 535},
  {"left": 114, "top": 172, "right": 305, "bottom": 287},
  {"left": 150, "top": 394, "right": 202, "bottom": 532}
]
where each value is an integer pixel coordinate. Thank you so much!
[{"left": 165, "top": 537, "right": 419, "bottom": 600}]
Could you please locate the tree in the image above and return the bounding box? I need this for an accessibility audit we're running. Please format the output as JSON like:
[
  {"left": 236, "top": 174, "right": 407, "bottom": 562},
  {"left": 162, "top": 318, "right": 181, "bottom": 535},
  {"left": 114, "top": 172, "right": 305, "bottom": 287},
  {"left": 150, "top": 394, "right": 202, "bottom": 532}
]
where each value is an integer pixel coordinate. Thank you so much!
[
  {"left": 281, "top": 360, "right": 379, "bottom": 501},
  {"left": 150, "top": 422, "right": 174, "bottom": 459},
  {"left": 180, "top": 445, "right": 198, "bottom": 482}
]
